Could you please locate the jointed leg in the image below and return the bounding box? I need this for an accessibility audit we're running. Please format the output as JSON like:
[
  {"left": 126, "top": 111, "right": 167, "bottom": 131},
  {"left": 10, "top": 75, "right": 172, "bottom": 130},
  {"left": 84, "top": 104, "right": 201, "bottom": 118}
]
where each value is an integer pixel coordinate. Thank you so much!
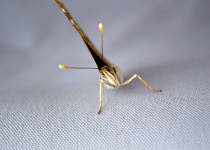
[
  {"left": 122, "top": 74, "right": 161, "bottom": 92},
  {"left": 98, "top": 82, "right": 103, "bottom": 114}
]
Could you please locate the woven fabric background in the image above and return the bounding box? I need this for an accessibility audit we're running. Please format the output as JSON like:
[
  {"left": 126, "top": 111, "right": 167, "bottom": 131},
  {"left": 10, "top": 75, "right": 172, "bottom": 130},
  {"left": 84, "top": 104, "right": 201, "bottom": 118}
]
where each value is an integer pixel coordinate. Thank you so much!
[{"left": 0, "top": 0, "right": 210, "bottom": 149}]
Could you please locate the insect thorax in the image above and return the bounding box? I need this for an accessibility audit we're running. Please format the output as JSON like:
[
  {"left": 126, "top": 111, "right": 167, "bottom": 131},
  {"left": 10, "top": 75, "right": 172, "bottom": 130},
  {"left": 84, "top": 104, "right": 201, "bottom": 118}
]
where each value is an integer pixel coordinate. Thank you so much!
[{"left": 99, "top": 65, "right": 123, "bottom": 88}]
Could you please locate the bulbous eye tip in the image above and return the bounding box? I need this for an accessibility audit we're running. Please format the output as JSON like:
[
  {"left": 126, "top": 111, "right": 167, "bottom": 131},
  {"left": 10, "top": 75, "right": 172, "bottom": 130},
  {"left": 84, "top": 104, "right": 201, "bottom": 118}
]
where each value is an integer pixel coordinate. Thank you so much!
[
  {"left": 98, "top": 23, "right": 103, "bottom": 33},
  {"left": 58, "top": 64, "right": 70, "bottom": 69},
  {"left": 58, "top": 64, "right": 64, "bottom": 69}
]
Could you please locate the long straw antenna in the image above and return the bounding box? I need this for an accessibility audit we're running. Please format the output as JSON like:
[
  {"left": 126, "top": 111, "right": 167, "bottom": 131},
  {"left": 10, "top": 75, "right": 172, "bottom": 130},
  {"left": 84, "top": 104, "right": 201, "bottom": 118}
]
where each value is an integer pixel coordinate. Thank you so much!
[
  {"left": 58, "top": 64, "right": 97, "bottom": 69},
  {"left": 99, "top": 23, "right": 103, "bottom": 60}
]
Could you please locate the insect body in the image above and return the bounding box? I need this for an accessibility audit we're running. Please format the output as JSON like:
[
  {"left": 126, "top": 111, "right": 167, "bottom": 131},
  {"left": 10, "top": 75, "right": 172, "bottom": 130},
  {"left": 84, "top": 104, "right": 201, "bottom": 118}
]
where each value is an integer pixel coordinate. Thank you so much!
[{"left": 54, "top": 0, "right": 161, "bottom": 114}]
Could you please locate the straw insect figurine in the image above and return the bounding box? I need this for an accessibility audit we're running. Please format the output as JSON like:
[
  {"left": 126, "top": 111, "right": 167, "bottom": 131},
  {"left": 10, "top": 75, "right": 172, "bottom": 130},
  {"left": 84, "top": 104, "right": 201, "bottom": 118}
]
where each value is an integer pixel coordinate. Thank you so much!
[{"left": 54, "top": 0, "right": 162, "bottom": 114}]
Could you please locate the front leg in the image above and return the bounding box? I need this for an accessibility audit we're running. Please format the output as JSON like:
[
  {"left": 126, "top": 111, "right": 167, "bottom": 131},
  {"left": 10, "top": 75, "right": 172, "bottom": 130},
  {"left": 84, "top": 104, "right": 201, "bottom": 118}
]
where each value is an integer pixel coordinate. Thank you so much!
[
  {"left": 122, "top": 74, "right": 162, "bottom": 92},
  {"left": 98, "top": 81, "right": 103, "bottom": 114}
]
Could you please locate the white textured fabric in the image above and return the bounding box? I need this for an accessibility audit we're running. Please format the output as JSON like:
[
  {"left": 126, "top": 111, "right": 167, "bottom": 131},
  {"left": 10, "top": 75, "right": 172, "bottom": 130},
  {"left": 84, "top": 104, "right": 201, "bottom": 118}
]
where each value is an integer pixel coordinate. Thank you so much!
[{"left": 0, "top": 0, "right": 210, "bottom": 149}]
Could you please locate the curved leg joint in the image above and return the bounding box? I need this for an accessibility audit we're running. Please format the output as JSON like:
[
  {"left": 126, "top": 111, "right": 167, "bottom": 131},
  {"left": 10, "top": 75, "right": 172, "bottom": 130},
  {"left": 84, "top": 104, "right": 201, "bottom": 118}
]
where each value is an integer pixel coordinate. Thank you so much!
[{"left": 122, "top": 74, "right": 162, "bottom": 92}]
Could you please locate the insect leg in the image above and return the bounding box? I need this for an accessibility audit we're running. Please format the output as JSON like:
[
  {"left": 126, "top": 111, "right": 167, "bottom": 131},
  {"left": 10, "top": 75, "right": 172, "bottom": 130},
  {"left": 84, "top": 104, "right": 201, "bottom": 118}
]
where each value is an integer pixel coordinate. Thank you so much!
[
  {"left": 98, "top": 81, "right": 103, "bottom": 114},
  {"left": 121, "top": 74, "right": 162, "bottom": 92}
]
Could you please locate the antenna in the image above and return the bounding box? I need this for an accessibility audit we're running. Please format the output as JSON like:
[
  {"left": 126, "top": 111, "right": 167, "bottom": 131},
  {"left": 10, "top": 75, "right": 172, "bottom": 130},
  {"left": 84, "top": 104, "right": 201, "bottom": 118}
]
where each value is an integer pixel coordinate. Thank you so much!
[
  {"left": 58, "top": 64, "right": 97, "bottom": 69},
  {"left": 99, "top": 23, "right": 104, "bottom": 60}
]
